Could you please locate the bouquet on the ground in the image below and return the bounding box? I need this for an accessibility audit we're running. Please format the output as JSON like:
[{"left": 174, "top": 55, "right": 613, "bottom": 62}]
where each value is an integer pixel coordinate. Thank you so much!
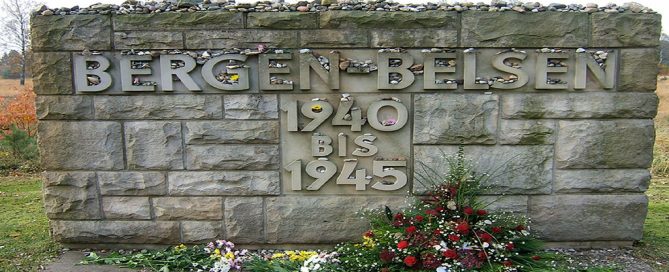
[{"left": 334, "top": 147, "right": 544, "bottom": 271}]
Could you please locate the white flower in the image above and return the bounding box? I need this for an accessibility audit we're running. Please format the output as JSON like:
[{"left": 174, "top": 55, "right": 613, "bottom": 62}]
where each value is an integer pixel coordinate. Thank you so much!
[
  {"left": 447, "top": 200, "right": 457, "bottom": 210},
  {"left": 210, "top": 258, "right": 230, "bottom": 272},
  {"left": 436, "top": 267, "right": 450, "bottom": 272}
]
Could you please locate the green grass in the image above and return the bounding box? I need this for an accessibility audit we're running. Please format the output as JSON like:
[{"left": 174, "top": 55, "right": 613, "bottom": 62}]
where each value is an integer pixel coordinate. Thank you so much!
[
  {"left": 633, "top": 178, "right": 669, "bottom": 269},
  {"left": 0, "top": 176, "right": 61, "bottom": 272}
]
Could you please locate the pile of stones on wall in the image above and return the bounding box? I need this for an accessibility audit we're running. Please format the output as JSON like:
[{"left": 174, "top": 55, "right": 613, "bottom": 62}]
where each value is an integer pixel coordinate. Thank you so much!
[{"left": 32, "top": 0, "right": 660, "bottom": 248}]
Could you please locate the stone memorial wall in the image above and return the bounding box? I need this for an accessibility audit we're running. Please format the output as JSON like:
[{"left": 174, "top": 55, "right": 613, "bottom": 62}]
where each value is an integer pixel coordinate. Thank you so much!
[{"left": 31, "top": 1, "right": 660, "bottom": 248}]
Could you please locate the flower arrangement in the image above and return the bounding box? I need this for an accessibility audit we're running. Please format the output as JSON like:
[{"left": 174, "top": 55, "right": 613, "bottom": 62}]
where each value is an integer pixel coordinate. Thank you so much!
[
  {"left": 82, "top": 147, "right": 546, "bottom": 271},
  {"left": 205, "top": 240, "right": 248, "bottom": 272},
  {"left": 331, "top": 147, "right": 544, "bottom": 271},
  {"left": 244, "top": 250, "right": 342, "bottom": 271}
]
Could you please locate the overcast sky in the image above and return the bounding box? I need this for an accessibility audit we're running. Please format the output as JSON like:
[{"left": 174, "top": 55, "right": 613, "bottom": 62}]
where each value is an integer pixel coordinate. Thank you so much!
[{"left": 37, "top": 0, "right": 667, "bottom": 32}]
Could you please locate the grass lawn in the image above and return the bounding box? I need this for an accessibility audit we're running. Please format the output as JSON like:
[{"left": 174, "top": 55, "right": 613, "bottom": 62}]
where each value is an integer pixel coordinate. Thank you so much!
[
  {"left": 0, "top": 176, "right": 61, "bottom": 272},
  {"left": 634, "top": 178, "right": 669, "bottom": 269}
]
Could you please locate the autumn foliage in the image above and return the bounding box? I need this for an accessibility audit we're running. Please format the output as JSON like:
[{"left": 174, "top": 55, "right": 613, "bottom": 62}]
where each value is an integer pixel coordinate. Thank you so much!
[{"left": 0, "top": 87, "right": 37, "bottom": 136}]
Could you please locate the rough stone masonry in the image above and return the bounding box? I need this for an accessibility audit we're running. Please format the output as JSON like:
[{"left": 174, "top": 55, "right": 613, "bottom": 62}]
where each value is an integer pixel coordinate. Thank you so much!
[{"left": 31, "top": 1, "right": 660, "bottom": 248}]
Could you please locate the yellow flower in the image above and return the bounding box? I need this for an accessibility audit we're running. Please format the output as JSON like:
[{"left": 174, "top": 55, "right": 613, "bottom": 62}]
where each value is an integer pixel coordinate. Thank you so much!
[
  {"left": 362, "top": 236, "right": 376, "bottom": 249},
  {"left": 224, "top": 251, "right": 235, "bottom": 260},
  {"left": 271, "top": 253, "right": 286, "bottom": 259},
  {"left": 174, "top": 244, "right": 187, "bottom": 252},
  {"left": 214, "top": 248, "right": 221, "bottom": 256},
  {"left": 230, "top": 74, "right": 240, "bottom": 81},
  {"left": 311, "top": 105, "right": 323, "bottom": 112}
]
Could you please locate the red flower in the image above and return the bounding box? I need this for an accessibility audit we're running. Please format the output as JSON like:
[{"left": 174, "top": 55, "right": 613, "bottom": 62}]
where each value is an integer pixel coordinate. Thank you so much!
[
  {"left": 421, "top": 253, "right": 441, "bottom": 269},
  {"left": 433, "top": 229, "right": 442, "bottom": 235},
  {"left": 405, "top": 226, "right": 417, "bottom": 233},
  {"left": 443, "top": 249, "right": 458, "bottom": 259},
  {"left": 503, "top": 260, "right": 513, "bottom": 267},
  {"left": 476, "top": 209, "right": 488, "bottom": 216},
  {"left": 392, "top": 220, "right": 404, "bottom": 227},
  {"left": 479, "top": 232, "right": 494, "bottom": 242},
  {"left": 415, "top": 215, "right": 424, "bottom": 222},
  {"left": 505, "top": 242, "right": 515, "bottom": 251},
  {"left": 455, "top": 222, "right": 470, "bottom": 235},
  {"left": 425, "top": 209, "right": 437, "bottom": 216},
  {"left": 379, "top": 250, "right": 395, "bottom": 263},
  {"left": 515, "top": 225, "right": 525, "bottom": 231},
  {"left": 448, "top": 234, "right": 460, "bottom": 242},
  {"left": 364, "top": 230, "right": 374, "bottom": 238},
  {"left": 532, "top": 255, "right": 542, "bottom": 261},
  {"left": 463, "top": 207, "right": 474, "bottom": 215},
  {"left": 478, "top": 251, "right": 487, "bottom": 261},
  {"left": 491, "top": 226, "right": 502, "bottom": 234},
  {"left": 435, "top": 206, "right": 445, "bottom": 213},
  {"left": 394, "top": 213, "right": 404, "bottom": 220},
  {"left": 403, "top": 256, "right": 417, "bottom": 267},
  {"left": 397, "top": 240, "right": 409, "bottom": 249}
]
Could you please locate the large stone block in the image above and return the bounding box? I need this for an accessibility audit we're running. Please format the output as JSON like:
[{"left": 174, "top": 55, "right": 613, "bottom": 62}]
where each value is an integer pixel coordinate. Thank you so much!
[
  {"left": 529, "top": 194, "right": 647, "bottom": 241},
  {"left": 319, "top": 11, "right": 458, "bottom": 29},
  {"left": 153, "top": 197, "right": 223, "bottom": 220},
  {"left": 38, "top": 121, "right": 124, "bottom": 170},
  {"left": 556, "top": 120, "right": 654, "bottom": 168},
  {"left": 185, "top": 145, "right": 280, "bottom": 170},
  {"left": 371, "top": 29, "right": 457, "bottom": 48},
  {"left": 414, "top": 94, "right": 498, "bottom": 144},
  {"left": 499, "top": 120, "right": 556, "bottom": 145},
  {"left": 184, "top": 121, "right": 279, "bottom": 144},
  {"left": 182, "top": 221, "right": 224, "bottom": 243},
  {"left": 125, "top": 122, "right": 184, "bottom": 170},
  {"left": 554, "top": 169, "right": 651, "bottom": 193},
  {"left": 36, "top": 96, "right": 93, "bottom": 120},
  {"left": 31, "top": 15, "right": 111, "bottom": 51},
  {"left": 168, "top": 171, "right": 280, "bottom": 196},
  {"left": 102, "top": 197, "right": 151, "bottom": 219},
  {"left": 113, "top": 12, "right": 243, "bottom": 30},
  {"left": 266, "top": 196, "right": 407, "bottom": 243},
  {"left": 225, "top": 197, "right": 264, "bottom": 243},
  {"left": 461, "top": 12, "right": 587, "bottom": 47},
  {"left": 501, "top": 93, "right": 658, "bottom": 119},
  {"left": 224, "top": 95, "right": 278, "bottom": 119},
  {"left": 477, "top": 195, "right": 529, "bottom": 214},
  {"left": 97, "top": 172, "right": 166, "bottom": 196},
  {"left": 114, "top": 31, "right": 184, "bottom": 49},
  {"left": 43, "top": 172, "right": 101, "bottom": 219},
  {"left": 414, "top": 145, "right": 553, "bottom": 194},
  {"left": 247, "top": 12, "right": 318, "bottom": 29},
  {"left": 185, "top": 30, "right": 298, "bottom": 49},
  {"left": 619, "top": 49, "right": 659, "bottom": 92},
  {"left": 95, "top": 96, "right": 222, "bottom": 119},
  {"left": 51, "top": 221, "right": 179, "bottom": 244},
  {"left": 299, "top": 30, "right": 369, "bottom": 48},
  {"left": 591, "top": 13, "right": 661, "bottom": 47},
  {"left": 32, "top": 52, "right": 72, "bottom": 94}
]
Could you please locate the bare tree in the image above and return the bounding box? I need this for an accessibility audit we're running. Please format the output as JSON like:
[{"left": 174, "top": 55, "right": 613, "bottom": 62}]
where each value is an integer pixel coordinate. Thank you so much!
[{"left": 0, "top": 0, "right": 37, "bottom": 86}]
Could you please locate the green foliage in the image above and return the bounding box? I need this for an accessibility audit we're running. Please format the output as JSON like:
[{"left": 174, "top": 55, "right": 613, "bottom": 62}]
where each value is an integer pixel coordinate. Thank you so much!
[
  {"left": 1, "top": 125, "right": 37, "bottom": 160},
  {"left": 81, "top": 245, "right": 221, "bottom": 271},
  {"left": 0, "top": 177, "right": 61, "bottom": 272},
  {"left": 0, "top": 125, "right": 40, "bottom": 174}
]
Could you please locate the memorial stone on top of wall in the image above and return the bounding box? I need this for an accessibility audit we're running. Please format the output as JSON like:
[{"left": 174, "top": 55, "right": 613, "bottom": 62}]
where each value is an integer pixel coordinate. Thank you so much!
[{"left": 31, "top": 1, "right": 660, "bottom": 247}]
